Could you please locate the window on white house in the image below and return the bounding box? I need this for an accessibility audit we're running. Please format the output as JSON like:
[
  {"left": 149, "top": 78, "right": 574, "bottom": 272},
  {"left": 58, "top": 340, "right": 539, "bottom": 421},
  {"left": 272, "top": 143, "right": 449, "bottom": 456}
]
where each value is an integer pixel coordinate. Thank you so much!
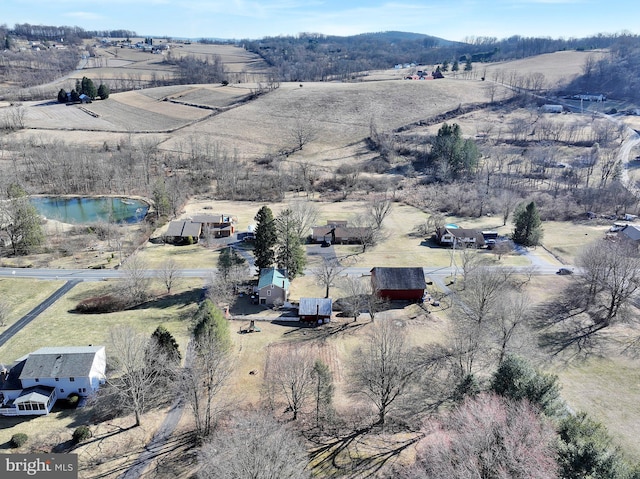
[
  {"left": 55, "top": 378, "right": 59, "bottom": 381},
  {"left": 267, "top": 290, "right": 271, "bottom": 296},
  {"left": 60, "top": 389, "right": 64, "bottom": 393},
  {"left": 70, "top": 377, "right": 75, "bottom": 382}
]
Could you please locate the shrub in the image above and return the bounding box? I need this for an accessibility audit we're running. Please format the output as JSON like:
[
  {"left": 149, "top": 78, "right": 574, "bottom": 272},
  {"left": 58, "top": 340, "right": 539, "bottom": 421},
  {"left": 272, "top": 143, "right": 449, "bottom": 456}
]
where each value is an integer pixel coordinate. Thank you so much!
[
  {"left": 75, "top": 294, "right": 128, "bottom": 313},
  {"left": 10, "top": 433, "right": 28, "bottom": 448},
  {"left": 67, "top": 393, "right": 80, "bottom": 407},
  {"left": 72, "top": 426, "right": 91, "bottom": 444}
]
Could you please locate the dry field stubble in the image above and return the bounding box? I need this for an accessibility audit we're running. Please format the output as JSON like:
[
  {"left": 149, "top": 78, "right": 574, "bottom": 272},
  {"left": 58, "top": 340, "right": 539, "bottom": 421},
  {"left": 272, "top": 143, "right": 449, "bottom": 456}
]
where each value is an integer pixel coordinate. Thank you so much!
[
  {"left": 159, "top": 79, "right": 493, "bottom": 162},
  {"left": 480, "top": 50, "right": 610, "bottom": 88}
]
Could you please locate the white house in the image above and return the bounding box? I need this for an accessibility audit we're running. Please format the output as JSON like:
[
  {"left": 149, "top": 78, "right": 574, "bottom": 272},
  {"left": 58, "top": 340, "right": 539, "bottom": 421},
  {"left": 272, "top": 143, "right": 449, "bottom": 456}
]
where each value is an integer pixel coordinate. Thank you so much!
[{"left": 0, "top": 346, "right": 106, "bottom": 416}]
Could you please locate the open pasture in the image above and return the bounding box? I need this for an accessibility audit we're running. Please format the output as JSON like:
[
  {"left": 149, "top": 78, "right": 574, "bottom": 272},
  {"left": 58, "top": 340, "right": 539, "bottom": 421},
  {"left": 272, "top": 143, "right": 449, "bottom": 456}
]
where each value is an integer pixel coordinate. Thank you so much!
[{"left": 160, "top": 78, "right": 494, "bottom": 161}]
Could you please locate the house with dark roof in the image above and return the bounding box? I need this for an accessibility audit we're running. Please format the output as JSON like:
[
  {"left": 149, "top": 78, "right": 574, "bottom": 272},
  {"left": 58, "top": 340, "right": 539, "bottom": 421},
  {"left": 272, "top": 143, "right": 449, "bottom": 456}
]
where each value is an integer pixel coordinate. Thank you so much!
[
  {"left": 618, "top": 224, "right": 640, "bottom": 243},
  {"left": 370, "top": 267, "right": 426, "bottom": 301},
  {"left": 257, "top": 268, "right": 289, "bottom": 306},
  {"left": 298, "top": 298, "right": 332, "bottom": 323},
  {"left": 436, "top": 227, "right": 485, "bottom": 248},
  {"left": 189, "top": 213, "right": 237, "bottom": 238},
  {"left": 312, "top": 221, "right": 372, "bottom": 245},
  {"left": 164, "top": 220, "right": 202, "bottom": 244},
  {"left": 0, "top": 346, "right": 106, "bottom": 416}
]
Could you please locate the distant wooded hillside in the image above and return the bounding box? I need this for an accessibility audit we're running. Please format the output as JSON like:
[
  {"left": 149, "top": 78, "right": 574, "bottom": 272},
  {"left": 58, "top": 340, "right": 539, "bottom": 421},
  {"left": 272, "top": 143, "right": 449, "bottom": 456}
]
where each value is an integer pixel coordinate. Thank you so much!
[{"left": 242, "top": 31, "right": 622, "bottom": 82}]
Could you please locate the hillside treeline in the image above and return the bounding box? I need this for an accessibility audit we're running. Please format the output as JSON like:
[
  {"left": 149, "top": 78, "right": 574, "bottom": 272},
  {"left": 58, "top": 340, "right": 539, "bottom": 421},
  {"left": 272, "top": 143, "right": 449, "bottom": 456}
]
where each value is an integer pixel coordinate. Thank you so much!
[
  {"left": 565, "top": 34, "right": 640, "bottom": 101},
  {"left": 243, "top": 32, "right": 621, "bottom": 82},
  {"left": 0, "top": 47, "right": 80, "bottom": 90},
  {"left": 1, "top": 23, "right": 136, "bottom": 44}
]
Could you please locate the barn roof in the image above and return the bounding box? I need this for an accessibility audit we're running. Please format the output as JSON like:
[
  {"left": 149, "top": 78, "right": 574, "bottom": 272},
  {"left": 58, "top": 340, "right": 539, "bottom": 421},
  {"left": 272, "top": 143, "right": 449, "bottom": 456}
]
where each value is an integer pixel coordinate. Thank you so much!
[
  {"left": 620, "top": 225, "right": 640, "bottom": 242},
  {"left": 299, "top": 298, "right": 332, "bottom": 317},
  {"left": 371, "top": 267, "right": 426, "bottom": 291}
]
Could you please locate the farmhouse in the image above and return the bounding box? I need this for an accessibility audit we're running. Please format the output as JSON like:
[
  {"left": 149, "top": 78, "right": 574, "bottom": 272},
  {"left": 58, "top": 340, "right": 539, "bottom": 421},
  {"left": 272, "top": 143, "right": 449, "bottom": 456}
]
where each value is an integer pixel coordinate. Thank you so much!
[
  {"left": 312, "top": 221, "right": 372, "bottom": 245},
  {"left": 164, "top": 220, "right": 202, "bottom": 244},
  {"left": 163, "top": 213, "right": 237, "bottom": 244},
  {"left": 189, "top": 213, "right": 237, "bottom": 238},
  {"left": 0, "top": 346, "right": 106, "bottom": 416},
  {"left": 298, "top": 298, "right": 332, "bottom": 323},
  {"left": 617, "top": 224, "right": 640, "bottom": 244},
  {"left": 436, "top": 226, "right": 485, "bottom": 248},
  {"left": 257, "top": 267, "right": 290, "bottom": 306},
  {"left": 371, "top": 267, "right": 426, "bottom": 301}
]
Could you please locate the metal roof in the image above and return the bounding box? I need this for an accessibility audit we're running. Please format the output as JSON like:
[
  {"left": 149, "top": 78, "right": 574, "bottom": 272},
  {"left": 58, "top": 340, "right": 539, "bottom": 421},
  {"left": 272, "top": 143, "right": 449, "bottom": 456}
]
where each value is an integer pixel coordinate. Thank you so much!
[
  {"left": 299, "top": 298, "right": 332, "bottom": 317},
  {"left": 371, "top": 267, "right": 426, "bottom": 291},
  {"left": 258, "top": 268, "right": 290, "bottom": 290}
]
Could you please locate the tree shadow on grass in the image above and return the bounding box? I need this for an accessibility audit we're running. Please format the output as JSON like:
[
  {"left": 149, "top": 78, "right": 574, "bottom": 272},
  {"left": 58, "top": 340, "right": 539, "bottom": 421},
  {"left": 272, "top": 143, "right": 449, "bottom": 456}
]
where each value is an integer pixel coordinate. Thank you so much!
[
  {"left": 531, "top": 283, "right": 610, "bottom": 360},
  {"left": 129, "top": 288, "right": 203, "bottom": 311},
  {"left": 307, "top": 426, "right": 421, "bottom": 478}
]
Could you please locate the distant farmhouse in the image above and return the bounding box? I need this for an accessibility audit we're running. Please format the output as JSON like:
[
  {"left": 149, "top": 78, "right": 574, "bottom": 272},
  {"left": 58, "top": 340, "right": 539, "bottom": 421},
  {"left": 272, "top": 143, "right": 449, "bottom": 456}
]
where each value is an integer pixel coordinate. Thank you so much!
[
  {"left": 312, "top": 220, "right": 372, "bottom": 245},
  {"left": 164, "top": 213, "right": 237, "bottom": 244},
  {"left": 0, "top": 346, "right": 106, "bottom": 416},
  {"left": 436, "top": 226, "right": 485, "bottom": 248}
]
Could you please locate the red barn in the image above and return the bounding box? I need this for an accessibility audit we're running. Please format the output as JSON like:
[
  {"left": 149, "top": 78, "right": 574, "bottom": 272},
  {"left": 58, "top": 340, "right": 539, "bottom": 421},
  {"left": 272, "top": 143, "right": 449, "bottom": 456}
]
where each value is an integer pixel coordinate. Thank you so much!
[{"left": 370, "top": 267, "right": 426, "bottom": 301}]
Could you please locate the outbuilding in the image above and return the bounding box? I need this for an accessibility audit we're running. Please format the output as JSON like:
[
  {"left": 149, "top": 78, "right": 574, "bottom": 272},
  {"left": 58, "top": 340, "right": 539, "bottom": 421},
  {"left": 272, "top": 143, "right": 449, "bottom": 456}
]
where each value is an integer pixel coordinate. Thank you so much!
[{"left": 370, "top": 267, "right": 426, "bottom": 301}]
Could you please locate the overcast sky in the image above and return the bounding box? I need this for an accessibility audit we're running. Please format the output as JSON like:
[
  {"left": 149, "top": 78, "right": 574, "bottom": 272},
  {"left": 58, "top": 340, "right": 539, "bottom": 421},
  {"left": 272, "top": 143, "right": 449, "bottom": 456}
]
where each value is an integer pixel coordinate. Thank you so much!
[{"left": 2, "top": 0, "right": 638, "bottom": 41}]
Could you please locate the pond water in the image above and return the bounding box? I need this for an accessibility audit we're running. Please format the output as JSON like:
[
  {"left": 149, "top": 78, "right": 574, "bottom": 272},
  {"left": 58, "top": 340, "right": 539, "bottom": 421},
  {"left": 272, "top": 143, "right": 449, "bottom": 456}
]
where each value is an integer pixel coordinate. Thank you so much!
[{"left": 31, "top": 197, "right": 149, "bottom": 224}]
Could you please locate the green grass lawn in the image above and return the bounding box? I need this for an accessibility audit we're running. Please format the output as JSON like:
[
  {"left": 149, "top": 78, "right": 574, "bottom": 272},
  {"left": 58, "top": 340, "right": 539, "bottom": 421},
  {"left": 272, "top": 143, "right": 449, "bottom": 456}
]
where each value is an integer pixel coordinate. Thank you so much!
[
  {"left": 0, "top": 279, "right": 66, "bottom": 330},
  {"left": 0, "top": 279, "right": 202, "bottom": 365}
]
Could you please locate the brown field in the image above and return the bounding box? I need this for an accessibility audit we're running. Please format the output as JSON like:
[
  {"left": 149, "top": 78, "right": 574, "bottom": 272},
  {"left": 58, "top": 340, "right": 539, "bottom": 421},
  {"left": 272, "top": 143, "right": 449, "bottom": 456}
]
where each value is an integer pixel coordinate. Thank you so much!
[
  {"left": 3, "top": 48, "right": 640, "bottom": 476},
  {"left": 480, "top": 49, "right": 610, "bottom": 89}
]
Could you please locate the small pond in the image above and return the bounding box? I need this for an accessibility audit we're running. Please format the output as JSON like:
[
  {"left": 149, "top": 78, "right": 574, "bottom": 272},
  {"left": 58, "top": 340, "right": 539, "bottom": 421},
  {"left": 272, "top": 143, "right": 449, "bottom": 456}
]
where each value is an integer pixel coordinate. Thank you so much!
[{"left": 31, "top": 197, "right": 149, "bottom": 224}]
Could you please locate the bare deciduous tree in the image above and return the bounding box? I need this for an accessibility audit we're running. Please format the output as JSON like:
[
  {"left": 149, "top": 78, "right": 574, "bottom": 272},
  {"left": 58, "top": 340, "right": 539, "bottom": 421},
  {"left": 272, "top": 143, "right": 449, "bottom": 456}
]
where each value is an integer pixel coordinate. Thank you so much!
[
  {"left": 348, "top": 320, "right": 419, "bottom": 428},
  {"left": 182, "top": 334, "right": 233, "bottom": 440},
  {"left": 158, "top": 258, "right": 181, "bottom": 295},
  {"left": 199, "top": 412, "right": 311, "bottom": 479},
  {"left": 339, "top": 275, "right": 370, "bottom": 322},
  {"left": 266, "top": 348, "right": 315, "bottom": 420},
  {"left": 313, "top": 258, "right": 347, "bottom": 298},
  {"left": 408, "top": 393, "right": 557, "bottom": 479},
  {"left": 120, "top": 253, "right": 151, "bottom": 305},
  {"left": 288, "top": 200, "right": 319, "bottom": 241},
  {"left": 103, "top": 326, "right": 174, "bottom": 427},
  {"left": 367, "top": 196, "right": 393, "bottom": 230}
]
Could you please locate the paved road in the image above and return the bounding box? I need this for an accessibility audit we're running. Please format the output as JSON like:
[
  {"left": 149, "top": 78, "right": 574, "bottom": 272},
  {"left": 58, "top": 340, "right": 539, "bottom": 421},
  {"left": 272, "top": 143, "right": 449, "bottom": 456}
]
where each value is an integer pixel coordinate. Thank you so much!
[{"left": 0, "top": 280, "right": 80, "bottom": 348}]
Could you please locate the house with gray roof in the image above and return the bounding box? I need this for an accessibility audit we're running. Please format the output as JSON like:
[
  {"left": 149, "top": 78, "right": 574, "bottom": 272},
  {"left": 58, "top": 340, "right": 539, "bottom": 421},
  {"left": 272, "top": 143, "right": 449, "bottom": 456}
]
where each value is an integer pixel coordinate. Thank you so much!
[
  {"left": 0, "top": 346, "right": 106, "bottom": 416},
  {"left": 298, "top": 298, "right": 332, "bottom": 323}
]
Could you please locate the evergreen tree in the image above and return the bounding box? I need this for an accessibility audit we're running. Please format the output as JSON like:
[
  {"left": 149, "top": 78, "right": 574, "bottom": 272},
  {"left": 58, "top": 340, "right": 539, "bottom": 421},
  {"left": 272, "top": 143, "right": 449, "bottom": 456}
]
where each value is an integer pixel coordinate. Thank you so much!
[
  {"left": 464, "top": 58, "right": 473, "bottom": 71},
  {"left": 70, "top": 89, "right": 80, "bottom": 102},
  {"left": 452, "top": 60, "right": 459, "bottom": 72},
  {"left": 97, "top": 83, "right": 110, "bottom": 100},
  {"left": 512, "top": 201, "right": 543, "bottom": 246},
  {"left": 430, "top": 123, "right": 479, "bottom": 179},
  {"left": 81, "top": 76, "right": 97, "bottom": 99},
  {"left": 57, "top": 88, "right": 68, "bottom": 103},
  {"left": 490, "top": 355, "right": 563, "bottom": 417},
  {"left": 441, "top": 59, "right": 449, "bottom": 72},
  {"left": 558, "top": 412, "right": 632, "bottom": 479},
  {"left": 150, "top": 325, "right": 181, "bottom": 363},
  {"left": 253, "top": 206, "right": 277, "bottom": 272},
  {"left": 312, "top": 360, "right": 334, "bottom": 429},
  {"left": 275, "top": 208, "right": 306, "bottom": 279},
  {"left": 193, "top": 299, "right": 231, "bottom": 351},
  {"left": 218, "top": 247, "right": 246, "bottom": 281},
  {"left": 152, "top": 180, "right": 170, "bottom": 219}
]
